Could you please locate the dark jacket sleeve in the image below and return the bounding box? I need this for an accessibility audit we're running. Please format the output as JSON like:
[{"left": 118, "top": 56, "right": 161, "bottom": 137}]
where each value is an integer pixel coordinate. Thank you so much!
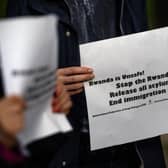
[
  {"left": 7, "top": 0, "right": 21, "bottom": 17},
  {"left": 122, "top": 0, "right": 148, "bottom": 35},
  {"left": 7, "top": 0, "right": 39, "bottom": 17},
  {"left": 128, "top": 0, "right": 148, "bottom": 31}
]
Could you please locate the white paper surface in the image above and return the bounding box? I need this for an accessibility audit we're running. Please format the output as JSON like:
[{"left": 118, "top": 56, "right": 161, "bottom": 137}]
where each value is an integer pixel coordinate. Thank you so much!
[
  {"left": 80, "top": 27, "right": 168, "bottom": 150},
  {"left": 0, "top": 15, "right": 71, "bottom": 145}
]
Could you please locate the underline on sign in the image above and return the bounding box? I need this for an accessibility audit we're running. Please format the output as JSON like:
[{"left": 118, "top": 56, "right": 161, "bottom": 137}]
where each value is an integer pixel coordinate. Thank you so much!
[
  {"left": 92, "top": 103, "right": 147, "bottom": 118},
  {"left": 154, "top": 98, "right": 168, "bottom": 103}
]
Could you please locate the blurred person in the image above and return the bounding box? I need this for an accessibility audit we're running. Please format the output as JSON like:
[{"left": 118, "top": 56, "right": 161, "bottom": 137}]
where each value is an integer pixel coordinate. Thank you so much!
[
  {"left": 7, "top": 0, "right": 166, "bottom": 168},
  {"left": 0, "top": 79, "right": 72, "bottom": 168},
  {"left": 0, "top": 96, "right": 26, "bottom": 168}
]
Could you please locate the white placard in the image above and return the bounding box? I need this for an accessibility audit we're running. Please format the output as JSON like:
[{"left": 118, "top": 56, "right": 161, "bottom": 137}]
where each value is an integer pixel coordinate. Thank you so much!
[
  {"left": 0, "top": 15, "right": 71, "bottom": 145},
  {"left": 80, "top": 27, "right": 168, "bottom": 150}
]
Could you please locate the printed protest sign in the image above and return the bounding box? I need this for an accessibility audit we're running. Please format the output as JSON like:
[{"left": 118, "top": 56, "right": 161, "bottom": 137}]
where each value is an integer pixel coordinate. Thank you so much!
[
  {"left": 80, "top": 27, "right": 168, "bottom": 150},
  {"left": 0, "top": 15, "right": 71, "bottom": 145}
]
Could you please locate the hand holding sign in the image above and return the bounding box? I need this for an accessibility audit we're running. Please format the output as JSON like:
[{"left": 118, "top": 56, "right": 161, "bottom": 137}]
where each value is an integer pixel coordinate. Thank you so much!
[
  {"left": 80, "top": 27, "right": 168, "bottom": 150},
  {"left": 56, "top": 66, "right": 94, "bottom": 96},
  {"left": 52, "top": 82, "right": 72, "bottom": 114},
  {"left": 0, "top": 96, "right": 25, "bottom": 147}
]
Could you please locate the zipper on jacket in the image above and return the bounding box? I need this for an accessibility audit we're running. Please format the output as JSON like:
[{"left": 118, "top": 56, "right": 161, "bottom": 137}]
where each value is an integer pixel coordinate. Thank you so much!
[{"left": 120, "top": 0, "right": 125, "bottom": 35}]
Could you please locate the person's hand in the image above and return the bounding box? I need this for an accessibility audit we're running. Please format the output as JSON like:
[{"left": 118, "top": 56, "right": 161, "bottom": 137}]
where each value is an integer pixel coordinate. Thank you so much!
[
  {"left": 52, "top": 82, "right": 72, "bottom": 114},
  {"left": 56, "top": 66, "right": 94, "bottom": 96},
  {"left": 0, "top": 96, "right": 26, "bottom": 147}
]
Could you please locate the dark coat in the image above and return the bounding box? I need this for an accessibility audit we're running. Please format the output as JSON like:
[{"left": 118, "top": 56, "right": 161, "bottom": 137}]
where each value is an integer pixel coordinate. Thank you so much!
[{"left": 6, "top": 0, "right": 166, "bottom": 168}]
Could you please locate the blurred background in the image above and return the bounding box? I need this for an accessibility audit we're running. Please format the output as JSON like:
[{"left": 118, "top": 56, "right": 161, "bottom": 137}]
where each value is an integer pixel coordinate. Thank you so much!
[
  {"left": 1, "top": 0, "right": 168, "bottom": 167},
  {"left": 0, "top": 0, "right": 7, "bottom": 18},
  {"left": 147, "top": 0, "right": 168, "bottom": 29},
  {"left": 1, "top": 0, "right": 168, "bottom": 28}
]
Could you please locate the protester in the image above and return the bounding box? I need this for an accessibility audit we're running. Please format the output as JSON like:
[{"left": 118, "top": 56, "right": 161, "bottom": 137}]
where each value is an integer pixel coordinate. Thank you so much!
[
  {"left": 64, "top": 1, "right": 166, "bottom": 168},
  {"left": 0, "top": 96, "right": 26, "bottom": 167},
  {"left": 7, "top": 0, "right": 166, "bottom": 168},
  {"left": 0, "top": 79, "right": 72, "bottom": 168}
]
